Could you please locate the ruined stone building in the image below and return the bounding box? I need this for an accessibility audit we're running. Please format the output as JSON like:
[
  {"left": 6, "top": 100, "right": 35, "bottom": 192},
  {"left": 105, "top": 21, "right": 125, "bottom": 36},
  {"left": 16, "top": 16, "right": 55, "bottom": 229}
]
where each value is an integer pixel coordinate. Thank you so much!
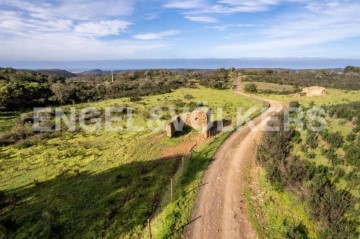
[
  {"left": 301, "top": 86, "right": 326, "bottom": 97},
  {"left": 166, "top": 107, "right": 211, "bottom": 138}
]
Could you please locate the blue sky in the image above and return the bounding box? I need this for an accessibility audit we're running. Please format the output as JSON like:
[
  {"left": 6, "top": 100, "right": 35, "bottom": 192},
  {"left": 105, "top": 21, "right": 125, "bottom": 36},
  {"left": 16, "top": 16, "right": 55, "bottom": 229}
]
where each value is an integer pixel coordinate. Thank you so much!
[{"left": 0, "top": 0, "right": 360, "bottom": 61}]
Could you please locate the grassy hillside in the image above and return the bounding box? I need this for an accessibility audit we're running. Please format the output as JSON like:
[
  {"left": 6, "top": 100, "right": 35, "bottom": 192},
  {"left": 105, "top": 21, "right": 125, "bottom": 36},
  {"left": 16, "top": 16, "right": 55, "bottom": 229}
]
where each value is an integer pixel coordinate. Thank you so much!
[{"left": 0, "top": 86, "right": 263, "bottom": 238}]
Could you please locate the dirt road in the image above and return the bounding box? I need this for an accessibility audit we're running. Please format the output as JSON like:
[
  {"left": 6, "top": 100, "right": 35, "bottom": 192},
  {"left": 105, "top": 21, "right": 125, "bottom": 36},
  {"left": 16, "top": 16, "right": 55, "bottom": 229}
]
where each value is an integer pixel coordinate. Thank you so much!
[{"left": 187, "top": 80, "right": 285, "bottom": 239}]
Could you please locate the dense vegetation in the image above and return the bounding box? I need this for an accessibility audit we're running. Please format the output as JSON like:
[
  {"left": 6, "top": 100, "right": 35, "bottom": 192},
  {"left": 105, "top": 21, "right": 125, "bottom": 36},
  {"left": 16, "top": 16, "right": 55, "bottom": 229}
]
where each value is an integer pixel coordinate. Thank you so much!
[
  {"left": 0, "top": 68, "right": 233, "bottom": 110},
  {"left": 256, "top": 111, "right": 359, "bottom": 239},
  {"left": 242, "top": 66, "right": 360, "bottom": 90}
]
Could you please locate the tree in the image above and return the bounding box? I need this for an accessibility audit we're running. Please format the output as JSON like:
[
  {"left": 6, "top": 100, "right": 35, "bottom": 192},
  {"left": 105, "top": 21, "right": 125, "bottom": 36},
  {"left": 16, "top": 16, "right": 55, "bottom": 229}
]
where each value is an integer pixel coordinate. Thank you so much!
[{"left": 50, "top": 83, "right": 71, "bottom": 104}]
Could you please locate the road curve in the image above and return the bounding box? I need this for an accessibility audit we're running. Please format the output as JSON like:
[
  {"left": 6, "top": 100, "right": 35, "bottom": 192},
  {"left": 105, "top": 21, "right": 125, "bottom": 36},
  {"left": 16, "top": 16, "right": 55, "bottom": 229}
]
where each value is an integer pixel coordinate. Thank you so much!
[{"left": 187, "top": 87, "right": 285, "bottom": 239}]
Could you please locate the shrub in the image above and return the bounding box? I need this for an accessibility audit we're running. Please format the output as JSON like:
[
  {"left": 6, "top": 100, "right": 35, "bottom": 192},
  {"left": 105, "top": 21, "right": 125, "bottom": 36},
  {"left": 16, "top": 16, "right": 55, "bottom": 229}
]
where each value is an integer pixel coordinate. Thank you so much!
[
  {"left": 285, "top": 223, "right": 308, "bottom": 239},
  {"left": 293, "top": 131, "right": 302, "bottom": 144},
  {"left": 289, "top": 101, "right": 300, "bottom": 108},
  {"left": 320, "top": 130, "right": 344, "bottom": 148},
  {"left": 346, "top": 132, "right": 356, "bottom": 142},
  {"left": 305, "top": 131, "right": 318, "bottom": 149},
  {"left": 184, "top": 94, "right": 194, "bottom": 100},
  {"left": 324, "top": 148, "right": 341, "bottom": 165},
  {"left": 244, "top": 83, "right": 257, "bottom": 93},
  {"left": 344, "top": 145, "right": 360, "bottom": 168},
  {"left": 353, "top": 126, "right": 360, "bottom": 133},
  {"left": 129, "top": 96, "right": 142, "bottom": 102},
  {"left": 309, "top": 178, "right": 356, "bottom": 238},
  {"left": 308, "top": 152, "right": 316, "bottom": 159},
  {"left": 334, "top": 167, "right": 345, "bottom": 180}
]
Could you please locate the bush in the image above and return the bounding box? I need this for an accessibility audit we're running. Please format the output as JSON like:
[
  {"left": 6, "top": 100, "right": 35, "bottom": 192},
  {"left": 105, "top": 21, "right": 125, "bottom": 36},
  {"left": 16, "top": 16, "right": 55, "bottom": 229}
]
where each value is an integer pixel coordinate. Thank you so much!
[
  {"left": 285, "top": 223, "right": 308, "bottom": 239},
  {"left": 344, "top": 145, "right": 360, "bottom": 168},
  {"left": 320, "top": 130, "right": 344, "bottom": 148},
  {"left": 293, "top": 131, "right": 302, "bottom": 144},
  {"left": 305, "top": 131, "right": 318, "bottom": 149},
  {"left": 289, "top": 101, "right": 300, "bottom": 108},
  {"left": 334, "top": 168, "right": 345, "bottom": 180},
  {"left": 129, "top": 96, "right": 142, "bottom": 102},
  {"left": 184, "top": 94, "right": 194, "bottom": 100},
  {"left": 309, "top": 178, "right": 356, "bottom": 238},
  {"left": 324, "top": 148, "right": 341, "bottom": 165},
  {"left": 244, "top": 83, "right": 257, "bottom": 93},
  {"left": 307, "top": 152, "right": 316, "bottom": 159},
  {"left": 346, "top": 132, "right": 356, "bottom": 142}
]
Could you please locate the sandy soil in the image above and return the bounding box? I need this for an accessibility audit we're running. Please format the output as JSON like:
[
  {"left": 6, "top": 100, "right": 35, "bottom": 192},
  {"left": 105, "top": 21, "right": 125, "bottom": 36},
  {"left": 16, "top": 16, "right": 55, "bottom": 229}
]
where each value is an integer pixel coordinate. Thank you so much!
[{"left": 187, "top": 77, "right": 285, "bottom": 239}]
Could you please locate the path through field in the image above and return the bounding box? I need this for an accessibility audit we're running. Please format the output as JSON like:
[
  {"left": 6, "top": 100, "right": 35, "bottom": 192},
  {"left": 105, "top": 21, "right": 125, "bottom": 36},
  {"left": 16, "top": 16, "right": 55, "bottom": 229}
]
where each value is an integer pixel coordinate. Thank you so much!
[{"left": 187, "top": 76, "right": 285, "bottom": 239}]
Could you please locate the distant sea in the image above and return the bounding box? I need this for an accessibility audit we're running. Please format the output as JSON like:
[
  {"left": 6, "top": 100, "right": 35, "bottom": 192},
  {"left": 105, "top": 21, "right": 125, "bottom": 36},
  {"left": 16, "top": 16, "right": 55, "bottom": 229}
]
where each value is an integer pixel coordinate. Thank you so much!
[{"left": 1, "top": 58, "right": 360, "bottom": 72}]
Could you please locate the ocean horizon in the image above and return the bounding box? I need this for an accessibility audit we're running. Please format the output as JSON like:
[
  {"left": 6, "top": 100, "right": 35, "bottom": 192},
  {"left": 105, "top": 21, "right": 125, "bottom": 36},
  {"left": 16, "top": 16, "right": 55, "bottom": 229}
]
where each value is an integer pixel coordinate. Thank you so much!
[{"left": 1, "top": 58, "right": 360, "bottom": 72}]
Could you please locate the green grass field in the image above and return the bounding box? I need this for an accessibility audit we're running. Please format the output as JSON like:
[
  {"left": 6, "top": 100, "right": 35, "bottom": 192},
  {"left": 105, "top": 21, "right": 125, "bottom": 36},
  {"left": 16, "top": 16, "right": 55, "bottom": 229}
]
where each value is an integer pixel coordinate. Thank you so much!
[
  {"left": 0, "top": 112, "right": 18, "bottom": 132},
  {"left": 0, "top": 86, "right": 263, "bottom": 238}
]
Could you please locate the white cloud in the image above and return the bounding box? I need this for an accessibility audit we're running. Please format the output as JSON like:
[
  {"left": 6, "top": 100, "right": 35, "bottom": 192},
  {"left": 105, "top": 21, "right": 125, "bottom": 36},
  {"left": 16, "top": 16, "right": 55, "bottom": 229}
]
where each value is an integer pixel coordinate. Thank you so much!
[
  {"left": 213, "top": 24, "right": 254, "bottom": 31},
  {"left": 165, "top": 0, "right": 309, "bottom": 14},
  {"left": 262, "top": 1, "right": 360, "bottom": 40},
  {"left": 0, "top": 11, "right": 74, "bottom": 35},
  {"left": 185, "top": 15, "right": 217, "bottom": 23},
  {"left": 74, "top": 20, "right": 132, "bottom": 37},
  {"left": 142, "top": 13, "right": 160, "bottom": 20},
  {"left": 0, "top": 10, "right": 132, "bottom": 38},
  {"left": 134, "top": 30, "right": 181, "bottom": 40},
  {"left": 0, "top": 0, "right": 170, "bottom": 60},
  {"left": 0, "top": 0, "right": 135, "bottom": 21},
  {"left": 0, "top": 33, "right": 171, "bottom": 61},
  {"left": 163, "top": 0, "right": 206, "bottom": 9},
  {"left": 215, "top": 1, "right": 360, "bottom": 57}
]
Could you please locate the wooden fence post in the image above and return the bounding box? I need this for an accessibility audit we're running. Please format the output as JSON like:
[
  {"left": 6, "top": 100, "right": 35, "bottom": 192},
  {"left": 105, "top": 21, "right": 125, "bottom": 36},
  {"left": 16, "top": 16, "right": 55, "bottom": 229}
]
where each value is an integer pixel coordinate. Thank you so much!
[
  {"left": 147, "top": 218, "right": 152, "bottom": 239},
  {"left": 170, "top": 178, "right": 173, "bottom": 202}
]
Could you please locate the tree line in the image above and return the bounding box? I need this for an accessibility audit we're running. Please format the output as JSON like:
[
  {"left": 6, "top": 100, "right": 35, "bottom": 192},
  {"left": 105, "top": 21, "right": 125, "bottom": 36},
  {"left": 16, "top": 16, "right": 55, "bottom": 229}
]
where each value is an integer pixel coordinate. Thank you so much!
[
  {"left": 0, "top": 68, "right": 233, "bottom": 110},
  {"left": 241, "top": 66, "right": 360, "bottom": 90}
]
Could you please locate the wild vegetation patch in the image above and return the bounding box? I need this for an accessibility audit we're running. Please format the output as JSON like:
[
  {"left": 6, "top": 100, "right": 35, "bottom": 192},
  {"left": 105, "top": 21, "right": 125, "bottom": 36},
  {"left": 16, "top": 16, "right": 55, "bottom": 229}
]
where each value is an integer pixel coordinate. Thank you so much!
[{"left": 255, "top": 108, "right": 359, "bottom": 238}]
